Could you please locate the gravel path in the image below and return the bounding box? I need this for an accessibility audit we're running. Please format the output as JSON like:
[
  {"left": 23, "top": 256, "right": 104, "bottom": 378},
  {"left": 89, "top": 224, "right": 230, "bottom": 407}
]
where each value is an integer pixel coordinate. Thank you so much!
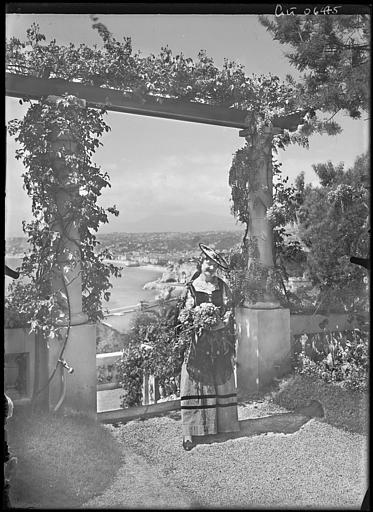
[
  {"left": 82, "top": 451, "right": 197, "bottom": 509},
  {"left": 83, "top": 401, "right": 368, "bottom": 509}
]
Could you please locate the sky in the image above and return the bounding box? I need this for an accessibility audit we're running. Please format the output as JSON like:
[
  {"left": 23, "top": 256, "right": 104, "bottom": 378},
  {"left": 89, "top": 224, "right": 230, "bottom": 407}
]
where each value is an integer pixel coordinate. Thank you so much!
[{"left": 5, "top": 13, "right": 370, "bottom": 237}]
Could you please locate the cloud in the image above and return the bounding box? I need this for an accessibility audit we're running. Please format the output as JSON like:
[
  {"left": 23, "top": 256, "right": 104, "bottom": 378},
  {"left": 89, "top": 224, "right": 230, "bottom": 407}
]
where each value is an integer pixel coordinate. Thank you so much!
[{"left": 99, "top": 151, "right": 234, "bottom": 220}]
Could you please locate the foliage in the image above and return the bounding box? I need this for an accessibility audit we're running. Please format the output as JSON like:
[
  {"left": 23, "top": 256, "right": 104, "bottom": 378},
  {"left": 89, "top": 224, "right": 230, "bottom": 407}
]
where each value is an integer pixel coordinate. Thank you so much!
[
  {"left": 227, "top": 16, "right": 369, "bottom": 305},
  {"left": 6, "top": 18, "right": 367, "bottom": 325},
  {"left": 97, "top": 365, "right": 111, "bottom": 384},
  {"left": 227, "top": 265, "right": 269, "bottom": 307},
  {"left": 7, "top": 21, "right": 314, "bottom": 161},
  {"left": 6, "top": 20, "right": 302, "bottom": 114},
  {"left": 228, "top": 113, "right": 310, "bottom": 245},
  {"left": 5, "top": 94, "right": 120, "bottom": 338},
  {"left": 267, "top": 160, "right": 308, "bottom": 298},
  {"left": 226, "top": 16, "right": 370, "bottom": 307},
  {"left": 228, "top": 150, "right": 369, "bottom": 313},
  {"left": 5, "top": 19, "right": 310, "bottom": 327},
  {"left": 296, "top": 153, "right": 369, "bottom": 313},
  {"left": 116, "top": 302, "right": 188, "bottom": 408},
  {"left": 228, "top": 152, "right": 308, "bottom": 307},
  {"left": 116, "top": 342, "right": 144, "bottom": 407},
  {"left": 259, "top": 14, "right": 370, "bottom": 121},
  {"left": 293, "top": 328, "right": 369, "bottom": 392}
]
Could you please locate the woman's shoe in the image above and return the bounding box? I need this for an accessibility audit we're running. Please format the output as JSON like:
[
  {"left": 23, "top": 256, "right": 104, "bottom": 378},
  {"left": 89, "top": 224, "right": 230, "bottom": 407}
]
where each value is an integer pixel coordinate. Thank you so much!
[{"left": 182, "top": 439, "right": 195, "bottom": 451}]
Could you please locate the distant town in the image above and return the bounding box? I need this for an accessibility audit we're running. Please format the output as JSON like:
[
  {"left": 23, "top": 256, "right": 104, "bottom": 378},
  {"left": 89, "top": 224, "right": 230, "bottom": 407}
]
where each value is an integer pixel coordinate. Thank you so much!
[{"left": 6, "top": 231, "right": 244, "bottom": 267}]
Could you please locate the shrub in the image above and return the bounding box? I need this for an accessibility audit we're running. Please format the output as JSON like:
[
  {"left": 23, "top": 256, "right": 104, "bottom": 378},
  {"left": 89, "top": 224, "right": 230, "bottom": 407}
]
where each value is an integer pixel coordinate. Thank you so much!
[
  {"left": 116, "top": 341, "right": 144, "bottom": 407},
  {"left": 115, "top": 301, "right": 188, "bottom": 408},
  {"left": 293, "top": 328, "right": 369, "bottom": 392}
]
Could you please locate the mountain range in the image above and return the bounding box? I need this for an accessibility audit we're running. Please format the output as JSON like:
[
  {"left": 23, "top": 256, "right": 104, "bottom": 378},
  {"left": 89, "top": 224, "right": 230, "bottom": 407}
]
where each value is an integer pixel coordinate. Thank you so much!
[{"left": 114, "top": 211, "right": 242, "bottom": 233}]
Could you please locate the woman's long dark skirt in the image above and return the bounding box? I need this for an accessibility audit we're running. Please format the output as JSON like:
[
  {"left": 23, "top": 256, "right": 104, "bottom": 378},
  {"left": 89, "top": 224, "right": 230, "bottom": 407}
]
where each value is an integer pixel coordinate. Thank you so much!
[{"left": 180, "top": 360, "right": 240, "bottom": 437}]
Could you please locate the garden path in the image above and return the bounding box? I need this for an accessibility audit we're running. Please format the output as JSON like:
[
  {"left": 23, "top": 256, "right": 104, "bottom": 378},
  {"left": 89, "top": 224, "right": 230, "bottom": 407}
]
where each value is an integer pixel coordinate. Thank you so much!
[{"left": 83, "top": 400, "right": 368, "bottom": 509}]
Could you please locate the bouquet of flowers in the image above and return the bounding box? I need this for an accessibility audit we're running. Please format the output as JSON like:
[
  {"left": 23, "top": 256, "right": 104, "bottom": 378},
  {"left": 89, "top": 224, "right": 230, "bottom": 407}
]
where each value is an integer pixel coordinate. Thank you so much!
[{"left": 178, "top": 302, "right": 223, "bottom": 336}]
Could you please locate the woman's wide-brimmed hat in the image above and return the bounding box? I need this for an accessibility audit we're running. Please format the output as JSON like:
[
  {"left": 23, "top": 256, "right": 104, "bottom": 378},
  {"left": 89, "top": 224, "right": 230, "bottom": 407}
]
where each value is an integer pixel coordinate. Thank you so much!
[
  {"left": 199, "top": 243, "right": 229, "bottom": 270},
  {"left": 5, "top": 265, "right": 19, "bottom": 279}
]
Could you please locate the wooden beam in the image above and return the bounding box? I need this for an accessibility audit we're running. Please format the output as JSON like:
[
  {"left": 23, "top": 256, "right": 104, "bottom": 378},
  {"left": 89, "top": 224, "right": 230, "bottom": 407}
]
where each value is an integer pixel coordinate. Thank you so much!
[
  {"left": 98, "top": 399, "right": 181, "bottom": 424},
  {"left": 6, "top": 73, "right": 250, "bottom": 129},
  {"left": 6, "top": 73, "right": 306, "bottom": 131}
]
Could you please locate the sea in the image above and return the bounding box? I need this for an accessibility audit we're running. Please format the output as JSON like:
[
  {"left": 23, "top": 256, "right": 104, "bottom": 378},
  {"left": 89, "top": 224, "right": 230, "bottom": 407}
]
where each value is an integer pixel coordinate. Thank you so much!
[{"left": 4, "top": 257, "right": 164, "bottom": 310}]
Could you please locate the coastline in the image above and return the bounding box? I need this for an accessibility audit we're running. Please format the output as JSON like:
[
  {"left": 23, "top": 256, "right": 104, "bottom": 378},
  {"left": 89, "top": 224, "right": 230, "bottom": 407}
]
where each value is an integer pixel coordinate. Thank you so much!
[
  {"left": 7, "top": 255, "right": 168, "bottom": 274},
  {"left": 103, "top": 259, "right": 168, "bottom": 273}
]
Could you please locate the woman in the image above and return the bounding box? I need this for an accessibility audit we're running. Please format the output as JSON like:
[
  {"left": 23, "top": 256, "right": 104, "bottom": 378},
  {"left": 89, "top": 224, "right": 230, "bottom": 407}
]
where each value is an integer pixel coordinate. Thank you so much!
[{"left": 178, "top": 243, "right": 239, "bottom": 451}]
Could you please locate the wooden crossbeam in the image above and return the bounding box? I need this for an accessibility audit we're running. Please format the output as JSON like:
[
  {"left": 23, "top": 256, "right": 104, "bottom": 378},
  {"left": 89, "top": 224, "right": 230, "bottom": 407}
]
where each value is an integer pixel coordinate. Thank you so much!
[
  {"left": 6, "top": 73, "right": 305, "bottom": 130},
  {"left": 5, "top": 73, "right": 250, "bottom": 129}
]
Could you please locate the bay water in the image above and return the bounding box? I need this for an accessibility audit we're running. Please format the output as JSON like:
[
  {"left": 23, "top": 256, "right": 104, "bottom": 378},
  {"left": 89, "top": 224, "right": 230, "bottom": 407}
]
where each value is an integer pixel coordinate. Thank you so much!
[{"left": 4, "top": 257, "right": 163, "bottom": 310}]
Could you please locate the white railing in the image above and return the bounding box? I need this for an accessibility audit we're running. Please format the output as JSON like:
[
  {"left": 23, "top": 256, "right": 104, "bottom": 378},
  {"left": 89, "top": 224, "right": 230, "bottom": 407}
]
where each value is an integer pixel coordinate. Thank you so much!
[
  {"left": 104, "top": 297, "right": 178, "bottom": 317},
  {"left": 96, "top": 351, "right": 123, "bottom": 391},
  {"left": 96, "top": 351, "right": 179, "bottom": 405}
]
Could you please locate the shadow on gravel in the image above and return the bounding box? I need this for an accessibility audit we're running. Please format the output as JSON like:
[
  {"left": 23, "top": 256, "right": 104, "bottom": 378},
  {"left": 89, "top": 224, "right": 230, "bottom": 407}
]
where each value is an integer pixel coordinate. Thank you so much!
[{"left": 194, "top": 400, "right": 324, "bottom": 447}]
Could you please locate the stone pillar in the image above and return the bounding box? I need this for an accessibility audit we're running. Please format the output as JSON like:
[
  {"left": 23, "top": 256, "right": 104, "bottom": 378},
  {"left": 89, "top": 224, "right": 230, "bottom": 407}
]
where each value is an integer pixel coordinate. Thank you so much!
[
  {"left": 235, "top": 306, "right": 291, "bottom": 399},
  {"left": 45, "top": 96, "right": 96, "bottom": 418},
  {"left": 247, "top": 127, "right": 275, "bottom": 266},
  {"left": 48, "top": 324, "right": 97, "bottom": 418},
  {"left": 33, "top": 333, "right": 50, "bottom": 411},
  {"left": 240, "top": 124, "right": 283, "bottom": 307},
  {"left": 235, "top": 120, "right": 292, "bottom": 398},
  {"left": 48, "top": 121, "right": 88, "bottom": 326}
]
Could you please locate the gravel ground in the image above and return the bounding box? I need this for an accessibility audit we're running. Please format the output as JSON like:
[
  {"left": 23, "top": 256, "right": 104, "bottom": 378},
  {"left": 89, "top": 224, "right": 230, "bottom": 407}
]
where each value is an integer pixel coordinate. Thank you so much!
[{"left": 83, "top": 400, "right": 368, "bottom": 510}]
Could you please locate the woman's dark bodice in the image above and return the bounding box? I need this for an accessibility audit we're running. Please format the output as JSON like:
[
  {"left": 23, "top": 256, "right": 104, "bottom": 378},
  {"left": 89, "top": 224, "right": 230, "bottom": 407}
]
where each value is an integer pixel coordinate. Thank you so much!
[
  {"left": 192, "top": 287, "right": 224, "bottom": 307},
  {"left": 187, "top": 277, "right": 227, "bottom": 309}
]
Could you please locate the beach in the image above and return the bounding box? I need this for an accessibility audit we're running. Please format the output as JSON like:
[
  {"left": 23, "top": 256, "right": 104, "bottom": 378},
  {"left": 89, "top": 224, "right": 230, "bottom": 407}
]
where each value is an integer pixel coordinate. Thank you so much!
[{"left": 104, "top": 259, "right": 168, "bottom": 272}]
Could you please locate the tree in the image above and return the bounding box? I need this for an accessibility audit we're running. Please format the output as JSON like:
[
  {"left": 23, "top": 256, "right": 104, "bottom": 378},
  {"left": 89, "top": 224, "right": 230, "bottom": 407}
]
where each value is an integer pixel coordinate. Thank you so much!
[
  {"left": 296, "top": 152, "right": 369, "bottom": 313},
  {"left": 259, "top": 14, "right": 370, "bottom": 124},
  {"left": 269, "top": 162, "right": 308, "bottom": 278}
]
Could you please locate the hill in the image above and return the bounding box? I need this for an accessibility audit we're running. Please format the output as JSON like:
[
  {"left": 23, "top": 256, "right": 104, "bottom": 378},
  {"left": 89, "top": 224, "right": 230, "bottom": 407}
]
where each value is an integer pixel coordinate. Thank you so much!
[{"left": 116, "top": 211, "right": 241, "bottom": 233}]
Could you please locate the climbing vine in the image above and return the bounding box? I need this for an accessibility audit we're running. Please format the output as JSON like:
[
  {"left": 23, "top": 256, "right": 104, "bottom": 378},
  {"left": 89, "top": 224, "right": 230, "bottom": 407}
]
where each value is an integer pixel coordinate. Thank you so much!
[
  {"left": 6, "top": 94, "right": 120, "bottom": 338},
  {"left": 5, "top": 18, "right": 317, "bottom": 327},
  {"left": 6, "top": 21, "right": 310, "bottom": 114},
  {"left": 228, "top": 138, "right": 309, "bottom": 306}
]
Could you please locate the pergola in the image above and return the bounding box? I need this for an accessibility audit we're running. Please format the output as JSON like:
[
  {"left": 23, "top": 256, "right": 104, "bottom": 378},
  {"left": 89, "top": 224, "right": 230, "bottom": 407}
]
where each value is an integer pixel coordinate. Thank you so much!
[
  {"left": 6, "top": 71, "right": 303, "bottom": 414},
  {"left": 6, "top": 72, "right": 301, "bottom": 130}
]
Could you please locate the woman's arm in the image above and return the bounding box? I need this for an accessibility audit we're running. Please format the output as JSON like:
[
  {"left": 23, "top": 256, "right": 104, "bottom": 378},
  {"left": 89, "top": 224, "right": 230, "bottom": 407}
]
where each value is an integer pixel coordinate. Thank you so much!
[
  {"left": 221, "top": 280, "right": 233, "bottom": 309},
  {"left": 220, "top": 279, "right": 234, "bottom": 327}
]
